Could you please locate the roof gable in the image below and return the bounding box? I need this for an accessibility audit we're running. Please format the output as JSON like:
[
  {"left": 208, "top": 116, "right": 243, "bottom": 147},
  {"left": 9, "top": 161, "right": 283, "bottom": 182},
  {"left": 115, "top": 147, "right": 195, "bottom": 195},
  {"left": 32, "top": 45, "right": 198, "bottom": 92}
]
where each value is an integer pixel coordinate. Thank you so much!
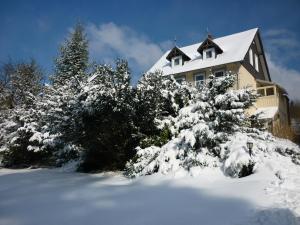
[
  {"left": 197, "top": 37, "right": 223, "bottom": 55},
  {"left": 166, "top": 46, "right": 191, "bottom": 62}
]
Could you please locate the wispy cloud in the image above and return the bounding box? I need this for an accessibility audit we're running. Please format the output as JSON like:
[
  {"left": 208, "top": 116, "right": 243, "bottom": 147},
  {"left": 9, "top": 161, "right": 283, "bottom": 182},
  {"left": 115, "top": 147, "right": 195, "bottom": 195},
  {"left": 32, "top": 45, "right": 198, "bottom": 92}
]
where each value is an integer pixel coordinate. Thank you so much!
[
  {"left": 263, "top": 29, "right": 300, "bottom": 100},
  {"left": 264, "top": 29, "right": 300, "bottom": 62},
  {"left": 266, "top": 53, "right": 300, "bottom": 101},
  {"left": 87, "top": 22, "right": 170, "bottom": 76}
]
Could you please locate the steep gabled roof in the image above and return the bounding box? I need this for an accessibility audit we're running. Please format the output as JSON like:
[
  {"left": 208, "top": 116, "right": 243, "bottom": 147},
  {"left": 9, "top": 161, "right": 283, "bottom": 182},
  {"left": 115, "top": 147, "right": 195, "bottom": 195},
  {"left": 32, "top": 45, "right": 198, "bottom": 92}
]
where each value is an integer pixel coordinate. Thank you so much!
[
  {"left": 149, "top": 28, "right": 258, "bottom": 75},
  {"left": 166, "top": 46, "right": 191, "bottom": 62}
]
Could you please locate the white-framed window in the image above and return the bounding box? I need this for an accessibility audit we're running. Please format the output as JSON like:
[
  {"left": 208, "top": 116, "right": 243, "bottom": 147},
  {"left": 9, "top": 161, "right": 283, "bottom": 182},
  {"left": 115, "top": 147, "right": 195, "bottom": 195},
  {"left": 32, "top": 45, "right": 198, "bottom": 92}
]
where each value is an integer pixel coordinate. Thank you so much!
[
  {"left": 194, "top": 73, "right": 205, "bottom": 87},
  {"left": 254, "top": 54, "right": 259, "bottom": 72},
  {"left": 249, "top": 48, "right": 253, "bottom": 66},
  {"left": 175, "top": 75, "right": 186, "bottom": 84},
  {"left": 172, "top": 56, "right": 182, "bottom": 67},
  {"left": 214, "top": 70, "right": 224, "bottom": 78},
  {"left": 203, "top": 48, "right": 215, "bottom": 60}
]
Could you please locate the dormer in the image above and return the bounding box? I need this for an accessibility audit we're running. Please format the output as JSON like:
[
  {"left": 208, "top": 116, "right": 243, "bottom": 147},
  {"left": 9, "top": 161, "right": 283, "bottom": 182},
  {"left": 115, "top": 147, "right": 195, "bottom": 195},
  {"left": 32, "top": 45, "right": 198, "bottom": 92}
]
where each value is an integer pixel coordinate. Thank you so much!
[
  {"left": 166, "top": 46, "right": 191, "bottom": 67},
  {"left": 197, "top": 36, "right": 223, "bottom": 59}
]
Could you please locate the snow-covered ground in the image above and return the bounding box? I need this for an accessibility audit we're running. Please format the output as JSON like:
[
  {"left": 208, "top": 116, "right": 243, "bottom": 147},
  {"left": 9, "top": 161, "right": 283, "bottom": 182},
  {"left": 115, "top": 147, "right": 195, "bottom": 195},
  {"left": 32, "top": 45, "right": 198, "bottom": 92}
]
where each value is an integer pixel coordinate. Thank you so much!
[{"left": 0, "top": 165, "right": 299, "bottom": 225}]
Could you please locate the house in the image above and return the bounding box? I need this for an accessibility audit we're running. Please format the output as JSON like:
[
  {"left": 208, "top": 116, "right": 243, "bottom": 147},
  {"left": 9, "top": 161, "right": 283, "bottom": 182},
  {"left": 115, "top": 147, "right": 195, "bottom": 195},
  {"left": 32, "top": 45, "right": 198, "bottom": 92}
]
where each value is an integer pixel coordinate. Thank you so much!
[{"left": 148, "top": 28, "right": 291, "bottom": 138}]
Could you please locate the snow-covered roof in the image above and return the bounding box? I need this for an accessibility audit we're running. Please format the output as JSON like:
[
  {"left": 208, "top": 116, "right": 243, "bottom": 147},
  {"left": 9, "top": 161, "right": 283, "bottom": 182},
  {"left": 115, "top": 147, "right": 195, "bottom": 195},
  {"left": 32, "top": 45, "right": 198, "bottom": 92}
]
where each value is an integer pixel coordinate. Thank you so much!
[
  {"left": 149, "top": 28, "right": 258, "bottom": 75},
  {"left": 256, "top": 107, "right": 278, "bottom": 120}
]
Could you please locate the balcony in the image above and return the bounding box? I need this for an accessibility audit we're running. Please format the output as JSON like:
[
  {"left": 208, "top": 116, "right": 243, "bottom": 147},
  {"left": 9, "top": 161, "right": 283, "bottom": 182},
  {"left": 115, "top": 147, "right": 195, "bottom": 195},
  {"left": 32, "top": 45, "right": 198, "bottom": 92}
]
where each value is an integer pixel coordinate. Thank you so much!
[{"left": 256, "top": 85, "right": 279, "bottom": 108}]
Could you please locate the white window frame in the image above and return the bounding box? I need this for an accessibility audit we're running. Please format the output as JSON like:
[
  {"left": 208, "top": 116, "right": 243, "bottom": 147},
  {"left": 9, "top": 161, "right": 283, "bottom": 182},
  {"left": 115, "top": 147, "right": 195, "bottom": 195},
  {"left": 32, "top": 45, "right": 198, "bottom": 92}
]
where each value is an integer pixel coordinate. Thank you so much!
[
  {"left": 175, "top": 75, "right": 186, "bottom": 84},
  {"left": 194, "top": 73, "right": 205, "bottom": 87},
  {"left": 254, "top": 54, "right": 259, "bottom": 72},
  {"left": 203, "top": 48, "right": 215, "bottom": 60},
  {"left": 249, "top": 48, "right": 253, "bottom": 66},
  {"left": 172, "top": 56, "right": 182, "bottom": 67},
  {"left": 214, "top": 69, "right": 225, "bottom": 78}
]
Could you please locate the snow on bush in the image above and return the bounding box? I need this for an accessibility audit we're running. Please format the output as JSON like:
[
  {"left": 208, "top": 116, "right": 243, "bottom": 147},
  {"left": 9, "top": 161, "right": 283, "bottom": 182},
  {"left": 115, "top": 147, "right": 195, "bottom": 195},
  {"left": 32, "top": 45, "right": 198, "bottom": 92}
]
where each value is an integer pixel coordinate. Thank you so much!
[{"left": 126, "top": 73, "right": 300, "bottom": 178}]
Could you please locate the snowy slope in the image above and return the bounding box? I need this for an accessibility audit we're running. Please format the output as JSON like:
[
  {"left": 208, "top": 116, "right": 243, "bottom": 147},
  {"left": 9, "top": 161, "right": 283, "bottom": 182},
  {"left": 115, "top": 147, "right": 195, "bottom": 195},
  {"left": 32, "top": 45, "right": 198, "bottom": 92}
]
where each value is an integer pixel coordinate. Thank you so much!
[{"left": 0, "top": 164, "right": 299, "bottom": 225}]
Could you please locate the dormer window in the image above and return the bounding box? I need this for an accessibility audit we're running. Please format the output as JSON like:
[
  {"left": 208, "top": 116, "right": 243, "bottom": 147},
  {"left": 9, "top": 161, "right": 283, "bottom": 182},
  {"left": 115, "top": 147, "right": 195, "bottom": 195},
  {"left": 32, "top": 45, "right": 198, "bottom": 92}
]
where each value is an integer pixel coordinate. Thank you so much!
[
  {"left": 206, "top": 51, "right": 212, "bottom": 58},
  {"left": 172, "top": 56, "right": 182, "bottom": 67},
  {"left": 197, "top": 36, "right": 223, "bottom": 60},
  {"left": 166, "top": 46, "right": 191, "bottom": 67},
  {"left": 203, "top": 48, "right": 215, "bottom": 60}
]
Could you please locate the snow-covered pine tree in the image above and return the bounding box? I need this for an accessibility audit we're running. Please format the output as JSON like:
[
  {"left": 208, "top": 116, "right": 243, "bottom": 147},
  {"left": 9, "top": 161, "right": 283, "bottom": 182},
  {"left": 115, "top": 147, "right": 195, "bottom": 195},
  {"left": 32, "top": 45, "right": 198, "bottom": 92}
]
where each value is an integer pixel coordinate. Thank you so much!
[
  {"left": 0, "top": 60, "right": 46, "bottom": 167},
  {"left": 126, "top": 72, "right": 259, "bottom": 177},
  {"left": 0, "top": 59, "right": 43, "bottom": 109},
  {"left": 71, "top": 60, "right": 138, "bottom": 171},
  {"left": 0, "top": 22, "right": 89, "bottom": 167},
  {"left": 29, "top": 23, "right": 91, "bottom": 164},
  {"left": 52, "top": 23, "right": 88, "bottom": 90}
]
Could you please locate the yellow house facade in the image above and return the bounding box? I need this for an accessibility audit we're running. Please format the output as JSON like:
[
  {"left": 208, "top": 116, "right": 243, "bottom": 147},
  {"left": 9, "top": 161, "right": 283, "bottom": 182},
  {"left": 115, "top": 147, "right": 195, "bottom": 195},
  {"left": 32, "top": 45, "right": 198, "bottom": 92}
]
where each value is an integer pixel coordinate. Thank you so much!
[{"left": 149, "top": 28, "right": 291, "bottom": 138}]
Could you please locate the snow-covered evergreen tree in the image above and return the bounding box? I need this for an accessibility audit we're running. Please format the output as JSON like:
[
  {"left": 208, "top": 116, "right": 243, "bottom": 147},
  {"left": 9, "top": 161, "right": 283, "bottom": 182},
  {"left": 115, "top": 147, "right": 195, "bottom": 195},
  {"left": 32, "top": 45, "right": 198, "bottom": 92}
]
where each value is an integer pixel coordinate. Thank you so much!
[
  {"left": 71, "top": 60, "right": 138, "bottom": 171},
  {"left": 134, "top": 71, "right": 195, "bottom": 148},
  {"left": 52, "top": 23, "right": 88, "bottom": 89},
  {"left": 0, "top": 59, "right": 43, "bottom": 109}
]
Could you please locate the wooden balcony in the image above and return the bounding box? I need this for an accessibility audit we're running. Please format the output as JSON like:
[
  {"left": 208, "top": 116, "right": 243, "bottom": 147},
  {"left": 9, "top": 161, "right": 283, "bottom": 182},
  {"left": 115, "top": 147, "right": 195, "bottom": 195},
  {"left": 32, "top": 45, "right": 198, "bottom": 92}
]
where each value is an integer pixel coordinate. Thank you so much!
[{"left": 255, "top": 85, "right": 279, "bottom": 108}]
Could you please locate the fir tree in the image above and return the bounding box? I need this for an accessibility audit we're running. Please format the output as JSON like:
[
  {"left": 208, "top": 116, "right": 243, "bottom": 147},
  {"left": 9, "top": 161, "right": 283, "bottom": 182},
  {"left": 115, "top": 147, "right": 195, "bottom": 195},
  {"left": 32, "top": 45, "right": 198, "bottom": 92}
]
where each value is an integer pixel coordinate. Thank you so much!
[
  {"left": 52, "top": 23, "right": 88, "bottom": 89},
  {"left": 0, "top": 59, "right": 43, "bottom": 109}
]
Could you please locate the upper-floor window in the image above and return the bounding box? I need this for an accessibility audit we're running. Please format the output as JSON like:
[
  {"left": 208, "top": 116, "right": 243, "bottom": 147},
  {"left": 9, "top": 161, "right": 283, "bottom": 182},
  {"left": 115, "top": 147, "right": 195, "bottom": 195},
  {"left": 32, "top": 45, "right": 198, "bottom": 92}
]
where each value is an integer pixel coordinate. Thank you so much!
[
  {"left": 214, "top": 70, "right": 224, "bottom": 78},
  {"left": 203, "top": 48, "right": 215, "bottom": 60},
  {"left": 254, "top": 54, "right": 259, "bottom": 72},
  {"left": 195, "top": 73, "right": 205, "bottom": 87},
  {"left": 206, "top": 51, "right": 212, "bottom": 58},
  {"left": 249, "top": 48, "right": 253, "bottom": 66},
  {"left": 175, "top": 75, "right": 186, "bottom": 84},
  {"left": 172, "top": 56, "right": 182, "bottom": 67}
]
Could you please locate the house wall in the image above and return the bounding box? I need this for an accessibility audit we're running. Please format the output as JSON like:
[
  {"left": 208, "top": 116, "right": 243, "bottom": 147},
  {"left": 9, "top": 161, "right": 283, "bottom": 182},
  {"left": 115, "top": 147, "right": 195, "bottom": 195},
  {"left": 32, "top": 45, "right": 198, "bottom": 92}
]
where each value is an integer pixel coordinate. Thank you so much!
[
  {"left": 237, "top": 64, "right": 257, "bottom": 89},
  {"left": 172, "top": 63, "right": 290, "bottom": 133},
  {"left": 277, "top": 90, "right": 290, "bottom": 125},
  {"left": 174, "top": 62, "right": 240, "bottom": 87}
]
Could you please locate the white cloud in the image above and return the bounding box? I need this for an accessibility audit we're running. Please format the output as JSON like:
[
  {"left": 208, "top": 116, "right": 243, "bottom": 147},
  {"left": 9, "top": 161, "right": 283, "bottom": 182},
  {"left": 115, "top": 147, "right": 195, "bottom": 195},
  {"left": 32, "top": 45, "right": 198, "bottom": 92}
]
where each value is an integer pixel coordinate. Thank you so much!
[
  {"left": 264, "top": 29, "right": 300, "bottom": 62},
  {"left": 266, "top": 53, "right": 300, "bottom": 101},
  {"left": 87, "top": 22, "right": 168, "bottom": 73},
  {"left": 263, "top": 29, "right": 300, "bottom": 101}
]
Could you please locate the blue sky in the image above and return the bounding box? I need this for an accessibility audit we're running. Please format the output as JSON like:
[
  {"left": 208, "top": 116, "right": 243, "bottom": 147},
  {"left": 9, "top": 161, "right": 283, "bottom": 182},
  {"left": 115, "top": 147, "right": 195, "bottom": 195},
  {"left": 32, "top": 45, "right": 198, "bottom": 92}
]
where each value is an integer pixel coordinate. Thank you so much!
[{"left": 1, "top": 0, "right": 300, "bottom": 98}]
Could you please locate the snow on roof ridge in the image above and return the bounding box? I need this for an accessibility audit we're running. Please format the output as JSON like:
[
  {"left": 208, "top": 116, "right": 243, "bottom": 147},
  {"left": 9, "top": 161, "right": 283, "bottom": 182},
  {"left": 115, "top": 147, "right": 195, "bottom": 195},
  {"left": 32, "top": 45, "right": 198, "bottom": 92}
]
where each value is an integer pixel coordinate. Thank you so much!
[
  {"left": 148, "top": 28, "right": 259, "bottom": 75},
  {"left": 177, "top": 27, "right": 259, "bottom": 54}
]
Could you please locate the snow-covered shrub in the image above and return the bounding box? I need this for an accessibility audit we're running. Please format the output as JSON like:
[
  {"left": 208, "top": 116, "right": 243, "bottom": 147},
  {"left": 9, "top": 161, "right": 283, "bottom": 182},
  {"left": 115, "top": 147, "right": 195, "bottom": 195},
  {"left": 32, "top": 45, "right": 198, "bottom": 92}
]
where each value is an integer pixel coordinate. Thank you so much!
[
  {"left": 126, "top": 72, "right": 272, "bottom": 178},
  {"left": 220, "top": 131, "right": 300, "bottom": 177},
  {"left": 134, "top": 71, "right": 196, "bottom": 148},
  {"left": 0, "top": 104, "right": 55, "bottom": 167}
]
